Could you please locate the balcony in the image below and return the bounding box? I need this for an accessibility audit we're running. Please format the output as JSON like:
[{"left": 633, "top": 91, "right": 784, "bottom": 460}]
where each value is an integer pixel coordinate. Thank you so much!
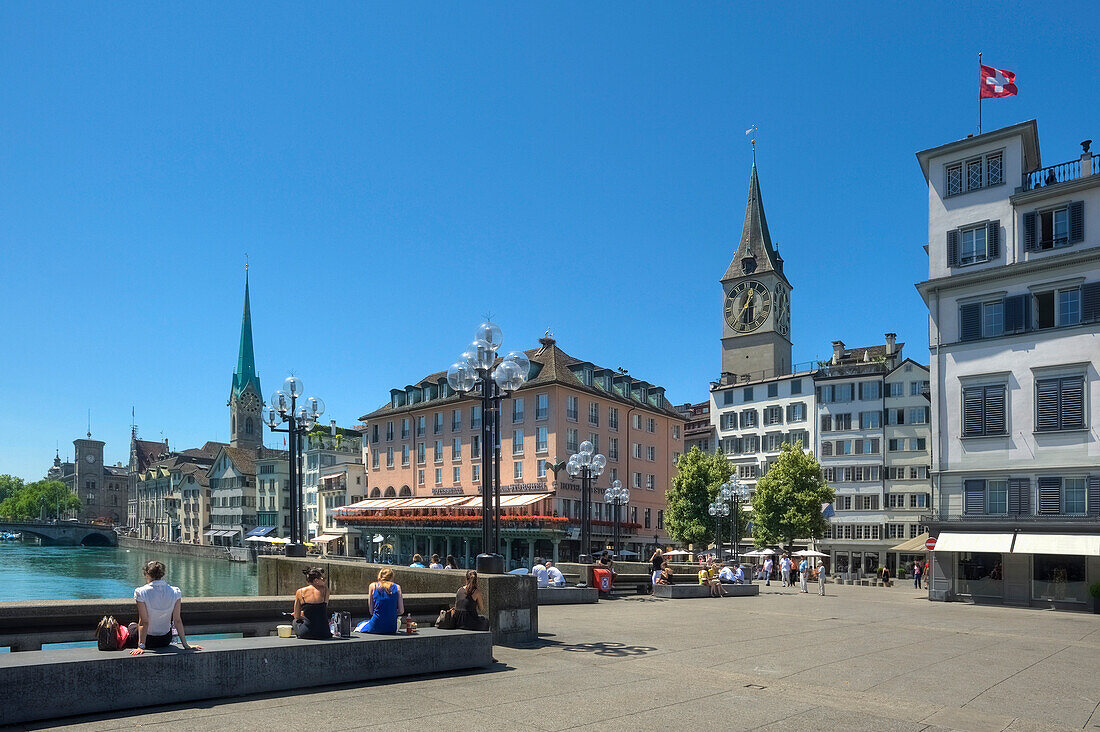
[
  {"left": 923, "top": 512, "right": 1099, "bottom": 528},
  {"left": 1022, "top": 150, "right": 1095, "bottom": 192},
  {"left": 815, "top": 361, "right": 888, "bottom": 378}
]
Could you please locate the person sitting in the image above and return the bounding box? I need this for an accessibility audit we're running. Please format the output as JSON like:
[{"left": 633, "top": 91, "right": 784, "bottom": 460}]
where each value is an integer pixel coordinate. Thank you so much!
[
  {"left": 718, "top": 564, "right": 736, "bottom": 584},
  {"left": 355, "top": 568, "right": 403, "bottom": 634},
  {"left": 409, "top": 554, "right": 426, "bottom": 568},
  {"left": 700, "top": 562, "right": 727, "bottom": 597},
  {"left": 126, "top": 560, "right": 202, "bottom": 654},
  {"left": 545, "top": 561, "right": 566, "bottom": 587},
  {"left": 657, "top": 561, "right": 673, "bottom": 585},
  {"left": 429, "top": 554, "right": 444, "bottom": 569},
  {"left": 445, "top": 555, "right": 459, "bottom": 569},
  {"left": 649, "top": 549, "right": 664, "bottom": 589},
  {"left": 531, "top": 559, "right": 549, "bottom": 588},
  {"left": 733, "top": 565, "right": 746, "bottom": 584},
  {"left": 453, "top": 570, "right": 490, "bottom": 631},
  {"left": 292, "top": 567, "right": 331, "bottom": 639}
]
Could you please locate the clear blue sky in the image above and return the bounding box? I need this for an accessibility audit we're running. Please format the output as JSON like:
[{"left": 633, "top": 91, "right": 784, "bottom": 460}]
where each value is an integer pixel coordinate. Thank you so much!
[{"left": 1, "top": 2, "right": 1095, "bottom": 480}]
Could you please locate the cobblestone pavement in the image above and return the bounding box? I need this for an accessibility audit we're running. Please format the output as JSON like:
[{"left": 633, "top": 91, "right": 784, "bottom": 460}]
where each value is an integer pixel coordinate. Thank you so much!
[{"left": 29, "top": 582, "right": 1100, "bottom": 731}]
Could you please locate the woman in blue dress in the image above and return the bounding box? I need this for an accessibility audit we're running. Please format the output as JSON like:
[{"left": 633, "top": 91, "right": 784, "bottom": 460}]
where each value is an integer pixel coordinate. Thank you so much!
[{"left": 355, "top": 567, "right": 403, "bottom": 634}]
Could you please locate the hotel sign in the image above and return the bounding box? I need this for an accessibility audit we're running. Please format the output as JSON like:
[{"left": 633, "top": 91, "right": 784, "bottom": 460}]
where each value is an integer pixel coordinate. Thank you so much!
[{"left": 431, "top": 486, "right": 465, "bottom": 496}]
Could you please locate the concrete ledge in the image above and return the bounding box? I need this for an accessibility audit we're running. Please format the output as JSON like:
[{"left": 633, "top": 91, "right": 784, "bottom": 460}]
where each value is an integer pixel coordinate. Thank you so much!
[
  {"left": 653, "top": 584, "right": 759, "bottom": 599},
  {"left": 0, "top": 628, "right": 492, "bottom": 726},
  {"left": 537, "top": 587, "right": 599, "bottom": 605}
]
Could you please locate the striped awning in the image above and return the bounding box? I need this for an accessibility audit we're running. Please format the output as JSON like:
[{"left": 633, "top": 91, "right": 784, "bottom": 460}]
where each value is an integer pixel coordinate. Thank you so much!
[{"left": 336, "top": 493, "right": 552, "bottom": 512}]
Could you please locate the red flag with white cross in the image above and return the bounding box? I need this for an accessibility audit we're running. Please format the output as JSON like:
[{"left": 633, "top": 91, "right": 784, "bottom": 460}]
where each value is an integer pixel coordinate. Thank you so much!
[{"left": 980, "top": 64, "right": 1017, "bottom": 98}]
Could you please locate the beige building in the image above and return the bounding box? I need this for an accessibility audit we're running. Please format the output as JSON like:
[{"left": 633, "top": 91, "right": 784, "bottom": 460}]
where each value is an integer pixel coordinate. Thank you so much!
[{"left": 341, "top": 334, "right": 685, "bottom": 567}]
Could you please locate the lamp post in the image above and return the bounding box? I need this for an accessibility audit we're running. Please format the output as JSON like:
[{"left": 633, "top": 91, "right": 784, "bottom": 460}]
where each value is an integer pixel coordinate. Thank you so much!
[
  {"left": 566, "top": 441, "right": 606, "bottom": 563},
  {"left": 708, "top": 498, "right": 729, "bottom": 563},
  {"left": 719, "top": 478, "right": 749, "bottom": 565},
  {"left": 263, "top": 376, "right": 326, "bottom": 558},
  {"left": 603, "top": 480, "right": 629, "bottom": 559},
  {"left": 446, "top": 322, "right": 530, "bottom": 575}
]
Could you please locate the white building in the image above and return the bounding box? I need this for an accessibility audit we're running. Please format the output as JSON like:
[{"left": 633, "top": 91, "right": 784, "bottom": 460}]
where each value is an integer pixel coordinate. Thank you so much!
[
  {"left": 306, "top": 429, "right": 366, "bottom": 556},
  {"left": 916, "top": 119, "right": 1100, "bottom": 609}
]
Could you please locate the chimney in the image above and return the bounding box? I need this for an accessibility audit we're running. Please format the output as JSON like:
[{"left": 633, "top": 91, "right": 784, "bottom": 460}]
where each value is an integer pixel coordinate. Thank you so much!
[
  {"left": 885, "top": 333, "right": 897, "bottom": 355},
  {"left": 831, "top": 340, "right": 844, "bottom": 364}
]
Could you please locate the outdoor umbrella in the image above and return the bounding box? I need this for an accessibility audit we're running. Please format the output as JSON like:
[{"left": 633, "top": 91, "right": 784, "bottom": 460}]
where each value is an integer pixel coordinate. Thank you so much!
[{"left": 793, "top": 550, "right": 829, "bottom": 557}]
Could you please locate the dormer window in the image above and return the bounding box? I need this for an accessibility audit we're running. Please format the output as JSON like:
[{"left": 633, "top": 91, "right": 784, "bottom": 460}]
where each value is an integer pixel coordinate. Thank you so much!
[{"left": 741, "top": 257, "right": 756, "bottom": 274}]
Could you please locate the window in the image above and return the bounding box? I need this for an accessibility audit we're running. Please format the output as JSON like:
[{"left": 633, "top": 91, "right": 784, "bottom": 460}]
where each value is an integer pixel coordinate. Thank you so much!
[
  {"left": 646, "top": 474, "right": 655, "bottom": 490},
  {"left": 536, "top": 427, "right": 548, "bottom": 453},
  {"left": 513, "top": 399, "right": 524, "bottom": 423},
  {"left": 1035, "top": 377, "right": 1085, "bottom": 431},
  {"left": 452, "top": 409, "right": 462, "bottom": 431},
  {"left": 741, "top": 409, "right": 758, "bottom": 428},
  {"left": 471, "top": 435, "right": 481, "bottom": 459},
  {"left": 1057, "top": 288, "right": 1081, "bottom": 326},
  {"left": 453, "top": 437, "right": 462, "bottom": 460},
  {"left": 763, "top": 433, "right": 783, "bottom": 452},
  {"left": 672, "top": 425, "right": 681, "bottom": 440},
  {"left": 589, "top": 434, "right": 599, "bottom": 453},
  {"left": 888, "top": 382, "right": 904, "bottom": 398},
  {"left": 401, "top": 445, "right": 410, "bottom": 466},
  {"left": 744, "top": 387, "right": 754, "bottom": 401},
  {"left": 722, "top": 391, "right": 734, "bottom": 406},
  {"left": 859, "top": 411, "right": 881, "bottom": 429},
  {"left": 632, "top": 472, "right": 642, "bottom": 488},
  {"left": 907, "top": 406, "right": 929, "bottom": 424},
  {"left": 644, "top": 508, "right": 651, "bottom": 529},
  {"left": 537, "top": 460, "right": 547, "bottom": 479},
  {"left": 608, "top": 407, "right": 619, "bottom": 430},
  {"left": 786, "top": 402, "right": 805, "bottom": 423},
  {"left": 452, "top": 466, "right": 461, "bottom": 484},
  {"left": 471, "top": 406, "right": 481, "bottom": 430},
  {"left": 911, "top": 381, "right": 928, "bottom": 397},
  {"left": 859, "top": 381, "right": 881, "bottom": 400},
  {"left": 966, "top": 158, "right": 982, "bottom": 190},
  {"left": 790, "top": 378, "right": 802, "bottom": 395},
  {"left": 433, "top": 413, "right": 443, "bottom": 434},
  {"left": 987, "top": 480, "right": 1008, "bottom": 514},
  {"left": 946, "top": 163, "right": 963, "bottom": 195},
  {"left": 632, "top": 414, "right": 642, "bottom": 430},
  {"left": 983, "top": 299, "right": 1004, "bottom": 337},
  {"left": 513, "top": 462, "right": 523, "bottom": 480},
  {"left": 386, "top": 447, "right": 394, "bottom": 467},
  {"left": 960, "top": 225, "right": 987, "bottom": 265},
  {"left": 986, "top": 153, "right": 1002, "bottom": 185},
  {"left": 768, "top": 383, "right": 778, "bottom": 398},
  {"left": 416, "top": 416, "right": 425, "bottom": 437},
  {"left": 434, "top": 440, "right": 443, "bottom": 463},
  {"left": 738, "top": 464, "right": 757, "bottom": 479},
  {"left": 401, "top": 418, "right": 410, "bottom": 439},
  {"left": 632, "top": 443, "right": 642, "bottom": 459},
  {"left": 372, "top": 451, "right": 379, "bottom": 469},
  {"left": 962, "top": 385, "right": 1007, "bottom": 437},
  {"left": 588, "top": 402, "right": 599, "bottom": 426},
  {"left": 720, "top": 412, "right": 737, "bottom": 430},
  {"left": 567, "top": 429, "right": 578, "bottom": 453},
  {"left": 646, "top": 446, "right": 656, "bottom": 461},
  {"left": 435, "top": 468, "right": 442, "bottom": 485},
  {"left": 386, "top": 422, "right": 394, "bottom": 441},
  {"left": 417, "top": 443, "right": 425, "bottom": 464},
  {"left": 657, "top": 510, "right": 664, "bottom": 530},
  {"left": 536, "top": 393, "right": 549, "bottom": 420},
  {"left": 472, "top": 464, "right": 480, "bottom": 483},
  {"left": 1063, "top": 478, "right": 1086, "bottom": 514},
  {"left": 608, "top": 437, "right": 618, "bottom": 460},
  {"left": 567, "top": 396, "right": 578, "bottom": 421},
  {"left": 646, "top": 418, "right": 656, "bottom": 433}
]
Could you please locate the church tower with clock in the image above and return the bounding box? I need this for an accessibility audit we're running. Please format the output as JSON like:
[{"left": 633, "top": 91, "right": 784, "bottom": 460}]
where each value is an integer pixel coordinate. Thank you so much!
[
  {"left": 720, "top": 160, "right": 792, "bottom": 379},
  {"left": 229, "top": 272, "right": 263, "bottom": 449}
]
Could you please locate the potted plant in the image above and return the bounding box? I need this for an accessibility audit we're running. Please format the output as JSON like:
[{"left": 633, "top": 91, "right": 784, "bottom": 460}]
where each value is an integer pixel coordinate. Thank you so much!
[{"left": 1090, "top": 582, "right": 1100, "bottom": 614}]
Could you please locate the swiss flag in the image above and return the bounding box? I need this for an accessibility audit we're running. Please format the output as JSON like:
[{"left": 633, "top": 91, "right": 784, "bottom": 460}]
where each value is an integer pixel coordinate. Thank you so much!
[{"left": 980, "top": 64, "right": 1017, "bottom": 98}]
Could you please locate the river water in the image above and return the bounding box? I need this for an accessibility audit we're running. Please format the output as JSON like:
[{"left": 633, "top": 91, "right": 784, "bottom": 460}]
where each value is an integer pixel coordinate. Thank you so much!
[{"left": 0, "top": 543, "right": 258, "bottom": 601}]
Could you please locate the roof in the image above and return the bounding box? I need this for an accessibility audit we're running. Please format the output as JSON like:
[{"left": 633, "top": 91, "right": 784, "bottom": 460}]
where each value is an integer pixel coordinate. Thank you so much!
[
  {"left": 230, "top": 273, "right": 262, "bottom": 401},
  {"left": 214, "top": 444, "right": 290, "bottom": 478},
  {"left": 721, "top": 162, "right": 789, "bottom": 287},
  {"left": 831, "top": 342, "right": 904, "bottom": 365},
  {"left": 360, "top": 336, "right": 685, "bottom": 422},
  {"left": 915, "top": 119, "right": 1039, "bottom": 180},
  {"left": 132, "top": 439, "right": 168, "bottom": 472}
]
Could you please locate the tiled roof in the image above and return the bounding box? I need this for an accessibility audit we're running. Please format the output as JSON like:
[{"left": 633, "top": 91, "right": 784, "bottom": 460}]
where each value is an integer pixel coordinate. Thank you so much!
[
  {"left": 832, "top": 342, "right": 905, "bottom": 365},
  {"left": 132, "top": 439, "right": 168, "bottom": 471}
]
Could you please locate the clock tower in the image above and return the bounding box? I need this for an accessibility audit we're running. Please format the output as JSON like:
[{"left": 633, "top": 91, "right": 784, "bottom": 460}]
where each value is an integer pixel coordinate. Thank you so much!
[
  {"left": 720, "top": 160, "right": 792, "bottom": 378},
  {"left": 229, "top": 271, "right": 263, "bottom": 449}
]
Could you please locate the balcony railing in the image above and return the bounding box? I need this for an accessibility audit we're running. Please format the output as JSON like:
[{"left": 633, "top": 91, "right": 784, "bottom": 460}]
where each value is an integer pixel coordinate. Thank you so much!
[
  {"left": 1022, "top": 155, "right": 1093, "bottom": 191},
  {"left": 923, "top": 512, "right": 1099, "bottom": 525},
  {"left": 815, "top": 361, "right": 888, "bottom": 378}
]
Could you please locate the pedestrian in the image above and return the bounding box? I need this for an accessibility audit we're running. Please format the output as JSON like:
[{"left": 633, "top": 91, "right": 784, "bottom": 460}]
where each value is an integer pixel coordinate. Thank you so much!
[
  {"left": 649, "top": 548, "right": 664, "bottom": 591},
  {"left": 817, "top": 562, "right": 826, "bottom": 595},
  {"left": 913, "top": 560, "right": 922, "bottom": 589},
  {"left": 126, "top": 560, "right": 202, "bottom": 654},
  {"left": 780, "top": 553, "right": 792, "bottom": 587},
  {"left": 763, "top": 556, "right": 773, "bottom": 586},
  {"left": 798, "top": 556, "right": 809, "bottom": 593}
]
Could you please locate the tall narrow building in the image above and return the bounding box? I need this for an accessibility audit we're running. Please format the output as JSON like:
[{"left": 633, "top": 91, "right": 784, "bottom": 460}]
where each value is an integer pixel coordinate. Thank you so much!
[{"left": 229, "top": 272, "right": 263, "bottom": 449}]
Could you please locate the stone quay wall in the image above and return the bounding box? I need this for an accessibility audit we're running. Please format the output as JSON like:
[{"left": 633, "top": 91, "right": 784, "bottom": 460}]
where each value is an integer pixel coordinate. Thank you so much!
[{"left": 119, "top": 535, "right": 231, "bottom": 560}]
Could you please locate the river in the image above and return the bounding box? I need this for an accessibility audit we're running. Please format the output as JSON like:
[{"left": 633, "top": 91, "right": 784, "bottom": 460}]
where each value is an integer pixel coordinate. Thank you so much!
[{"left": 0, "top": 543, "right": 258, "bottom": 601}]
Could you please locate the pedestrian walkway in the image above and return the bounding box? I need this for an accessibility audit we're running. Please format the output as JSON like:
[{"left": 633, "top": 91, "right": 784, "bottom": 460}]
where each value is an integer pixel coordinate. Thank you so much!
[{"left": 42, "top": 583, "right": 1100, "bottom": 731}]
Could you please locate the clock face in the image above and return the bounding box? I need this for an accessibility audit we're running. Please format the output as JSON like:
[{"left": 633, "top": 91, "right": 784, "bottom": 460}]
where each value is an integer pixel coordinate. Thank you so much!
[
  {"left": 241, "top": 392, "right": 260, "bottom": 412},
  {"left": 775, "top": 287, "right": 790, "bottom": 337},
  {"left": 85, "top": 454, "right": 95, "bottom": 464},
  {"left": 724, "top": 280, "right": 772, "bottom": 333}
]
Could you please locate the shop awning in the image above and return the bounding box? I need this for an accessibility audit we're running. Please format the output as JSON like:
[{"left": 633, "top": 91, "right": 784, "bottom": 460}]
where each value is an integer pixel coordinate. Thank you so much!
[
  {"left": 1012, "top": 533, "right": 1100, "bottom": 556},
  {"left": 246, "top": 526, "right": 275, "bottom": 537},
  {"left": 889, "top": 533, "right": 930, "bottom": 553},
  {"left": 204, "top": 530, "right": 218, "bottom": 536},
  {"left": 498, "top": 493, "right": 552, "bottom": 507},
  {"left": 244, "top": 535, "right": 270, "bottom": 542},
  {"left": 311, "top": 534, "right": 341, "bottom": 543},
  {"left": 934, "top": 532, "right": 1014, "bottom": 553},
  {"left": 217, "top": 530, "right": 239, "bottom": 537}
]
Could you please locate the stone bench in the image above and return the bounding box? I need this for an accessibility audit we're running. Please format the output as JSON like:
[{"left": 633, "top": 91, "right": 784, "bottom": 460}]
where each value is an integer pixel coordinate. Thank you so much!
[
  {"left": 653, "top": 583, "right": 759, "bottom": 599},
  {"left": 536, "top": 586, "right": 599, "bottom": 605},
  {"left": 0, "top": 628, "right": 493, "bottom": 726}
]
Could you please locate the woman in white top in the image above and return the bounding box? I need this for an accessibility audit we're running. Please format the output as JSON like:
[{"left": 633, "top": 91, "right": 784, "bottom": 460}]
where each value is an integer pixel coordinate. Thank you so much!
[{"left": 127, "top": 560, "right": 202, "bottom": 655}]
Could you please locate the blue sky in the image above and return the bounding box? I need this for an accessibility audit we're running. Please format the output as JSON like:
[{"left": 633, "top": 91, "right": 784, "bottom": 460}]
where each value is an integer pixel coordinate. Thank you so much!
[{"left": 1, "top": 2, "right": 1096, "bottom": 480}]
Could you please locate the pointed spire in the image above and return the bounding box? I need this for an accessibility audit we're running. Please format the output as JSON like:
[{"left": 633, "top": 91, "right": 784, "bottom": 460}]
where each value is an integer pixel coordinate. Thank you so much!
[
  {"left": 231, "top": 268, "right": 262, "bottom": 400},
  {"left": 721, "top": 161, "right": 788, "bottom": 285}
]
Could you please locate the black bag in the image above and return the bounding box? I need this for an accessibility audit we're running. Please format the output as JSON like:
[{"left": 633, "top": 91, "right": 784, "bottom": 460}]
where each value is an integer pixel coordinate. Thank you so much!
[
  {"left": 96, "top": 615, "right": 120, "bottom": 651},
  {"left": 435, "top": 607, "right": 457, "bottom": 630}
]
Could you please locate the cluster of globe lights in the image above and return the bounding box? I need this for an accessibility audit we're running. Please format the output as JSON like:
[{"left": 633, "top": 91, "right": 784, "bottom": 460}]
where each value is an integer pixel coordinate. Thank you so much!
[
  {"left": 603, "top": 479, "right": 628, "bottom": 506},
  {"left": 566, "top": 440, "right": 605, "bottom": 479},
  {"left": 445, "top": 322, "right": 531, "bottom": 394},
  {"left": 263, "top": 376, "right": 326, "bottom": 429}
]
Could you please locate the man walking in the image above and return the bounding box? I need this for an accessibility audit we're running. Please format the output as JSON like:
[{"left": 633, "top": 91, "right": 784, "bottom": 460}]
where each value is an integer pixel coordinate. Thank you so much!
[
  {"left": 817, "top": 562, "right": 826, "bottom": 595},
  {"left": 763, "top": 556, "right": 773, "bottom": 586},
  {"left": 798, "top": 557, "right": 809, "bottom": 593},
  {"left": 913, "top": 560, "right": 922, "bottom": 589},
  {"left": 780, "top": 553, "right": 791, "bottom": 588}
]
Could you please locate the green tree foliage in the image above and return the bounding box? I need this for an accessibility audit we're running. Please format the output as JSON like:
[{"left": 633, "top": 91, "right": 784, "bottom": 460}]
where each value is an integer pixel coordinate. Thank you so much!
[
  {"left": 0, "top": 475, "right": 25, "bottom": 504},
  {"left": 664, "top": 447, "right": 732, "bottom": 548},
  {"left": 750, "top": 442, "right": 834, "bottom": 549},
  {"left": 0, "top": 480, "right": 82, "bottom": 520}
]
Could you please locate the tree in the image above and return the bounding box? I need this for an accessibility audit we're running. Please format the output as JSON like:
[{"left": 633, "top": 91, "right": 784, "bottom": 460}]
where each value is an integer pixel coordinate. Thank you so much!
[
  {"left": 0, "top": 480, "right": 82, "bottom": 520},
  {"left": 664, "top": 447, "right": 732, "bottom": 548},
  {"left": 0, "top": 475, "right": 25, "bottom": 504},
  {"left": 750, "top": 441, "right": 833, "bottom": 549}
]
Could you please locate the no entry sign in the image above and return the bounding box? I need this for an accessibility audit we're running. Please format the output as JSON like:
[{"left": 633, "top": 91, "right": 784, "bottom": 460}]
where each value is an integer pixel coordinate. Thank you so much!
[{"left": 925, "top": 536, "right": 937, "bottom": 551}]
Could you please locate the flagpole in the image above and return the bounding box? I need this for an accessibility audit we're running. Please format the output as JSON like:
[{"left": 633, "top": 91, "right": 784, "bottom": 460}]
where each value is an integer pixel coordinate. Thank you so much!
[{"left": 978, "top": 51, "right": 982, "bottom": 135}]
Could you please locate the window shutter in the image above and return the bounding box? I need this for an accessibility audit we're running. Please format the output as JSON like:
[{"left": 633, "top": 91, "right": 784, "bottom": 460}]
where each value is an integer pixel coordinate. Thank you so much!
[
  {"left": 983, "top": 386, "right": 1006, "bottom": 435},
  {"left": 1023, "top": 211, "right": 1038, "bottom": 250},
  {"left": 1060, "top": 377, "right": 1085, "bottom": 429},
  {"left": 962, "top": 388, "right": 983, "bottom": 436},
  {"left": 821, "top": 441, "right": 832, "bottom": 457},
  {"left": 1035, "top": 379, "right": 1061, "bottom": 431},
  {"left": 964, "top": 480, "right": 985, "bottom": 514},
  {"left": 987, "top": 220, "right": 1000, "bottom": 257},
  {"left": 959, "top": 302, "right": 982, "bottom": 341},
  {"left": 1087, "top": 476, "right": 1100, "bottom": 516},
  {"left": 1037, "top": 477, "right": 1061, "bottom": 514},
  {"left": 1068, "top": 200, "right": 1084, "bottom": 243},
  {"left": 1081, "top": 283, "right": 1100, "bottom": 324},
  {"left": 854, "top": 440, "right": 864, "bottom": 455},
  {"left": 1008, "top": 478, "right": 1030, "bottom": 515},
  {"left": 1004, "top": 293, "right": 1030, "bottom": 332},
  {"left": 870, "top": 438, "right": 880, "bottom": 454},
  {"left": 946, "top": 229, "right": 959, "bottom": 267}
]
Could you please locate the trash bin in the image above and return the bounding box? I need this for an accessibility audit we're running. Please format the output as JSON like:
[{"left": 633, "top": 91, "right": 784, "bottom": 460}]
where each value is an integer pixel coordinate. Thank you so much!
[{"left": 592, "top": 567, "right": 613, "bottom": 595}]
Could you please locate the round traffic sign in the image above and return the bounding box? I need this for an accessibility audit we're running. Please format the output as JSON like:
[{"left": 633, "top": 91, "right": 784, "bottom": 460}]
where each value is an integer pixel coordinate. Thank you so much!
[{"left": 925, "top": 536, "right": 937, "bottom": 551}]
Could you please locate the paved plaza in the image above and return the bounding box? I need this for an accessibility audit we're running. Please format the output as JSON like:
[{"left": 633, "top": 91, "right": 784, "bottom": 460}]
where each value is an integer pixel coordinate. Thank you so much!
[{"left": 29, "top": 583, "right": 1100, "bottom": 732}]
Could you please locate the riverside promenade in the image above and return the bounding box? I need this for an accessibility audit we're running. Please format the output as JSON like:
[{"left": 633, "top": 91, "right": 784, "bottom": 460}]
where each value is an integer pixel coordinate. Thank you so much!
[{"left": 28, "top": 583, "right": 1100, "bottom": 731}]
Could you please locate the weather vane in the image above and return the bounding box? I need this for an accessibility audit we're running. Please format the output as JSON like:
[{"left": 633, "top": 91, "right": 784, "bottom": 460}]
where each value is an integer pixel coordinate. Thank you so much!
[{"left": 745, "top": 124, "right": 758, "bottom": 160}]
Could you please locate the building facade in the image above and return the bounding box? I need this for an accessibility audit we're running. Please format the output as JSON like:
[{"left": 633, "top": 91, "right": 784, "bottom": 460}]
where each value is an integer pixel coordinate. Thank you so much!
[
  {"left": 678, "top": 402, "right": 715, "bottom": 455},
  {"left": 337, "top": 334, "right": 684, "bottom": 568},
  {"left": 302, "top": 427, "right": 364, "bottom": 541},
  {"left": 916, "top": 120, "right": 1100, "bottom": 609},
  {"left": 48, "top": 438, "right": 129, "bottom": 524}
]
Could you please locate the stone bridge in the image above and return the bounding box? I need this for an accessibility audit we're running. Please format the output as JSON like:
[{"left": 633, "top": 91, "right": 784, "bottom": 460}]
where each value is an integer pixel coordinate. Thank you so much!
[{"left": 0, "top": 520, "right": 117, "bottom": 547}]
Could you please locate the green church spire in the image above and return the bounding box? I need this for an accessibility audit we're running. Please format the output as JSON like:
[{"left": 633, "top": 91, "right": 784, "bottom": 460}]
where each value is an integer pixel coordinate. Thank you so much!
[{"left": 231, "top": 270, "right": 262, "bottom": 400}]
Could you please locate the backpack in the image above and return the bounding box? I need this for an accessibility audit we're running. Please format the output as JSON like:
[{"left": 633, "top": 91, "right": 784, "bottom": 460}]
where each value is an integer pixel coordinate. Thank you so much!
[{"left": 96, "top": 615, "right": 120, "bottom": 651}]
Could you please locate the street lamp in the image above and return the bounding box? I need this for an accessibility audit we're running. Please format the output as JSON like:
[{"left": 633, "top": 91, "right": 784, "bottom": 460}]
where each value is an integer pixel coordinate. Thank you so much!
[
  {"left": 719, "top": 477, "right": 749, "bottom": 565},
  {"left": 708, "top": 498, "right": 729, "bottom": 563},
  {"left": 446, "top": 321, "right": 530, "bottom": 574},
  {"left": 566, "top": 440, "right": 606, "bottom": 563},
  {"left": 264, "top": 376, "right": 326, "bottom": 558},
  {"left": 603, "top": 480, "right": 629, "bottom": 560}
]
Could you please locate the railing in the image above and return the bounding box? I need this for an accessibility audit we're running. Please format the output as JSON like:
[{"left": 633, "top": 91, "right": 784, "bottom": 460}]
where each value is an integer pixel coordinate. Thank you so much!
[
  {"left": 815, "top": 362, "right": 889, "bottom": 378},
  {"left": 715, "top": 361, "right": 820, "bottom": 387},
  {"left": 1022, "top": 156, "right": 1091, "bottom": 191},
  {"left": 923, "top": 513, "right": 1099, "bottom": 524}
]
